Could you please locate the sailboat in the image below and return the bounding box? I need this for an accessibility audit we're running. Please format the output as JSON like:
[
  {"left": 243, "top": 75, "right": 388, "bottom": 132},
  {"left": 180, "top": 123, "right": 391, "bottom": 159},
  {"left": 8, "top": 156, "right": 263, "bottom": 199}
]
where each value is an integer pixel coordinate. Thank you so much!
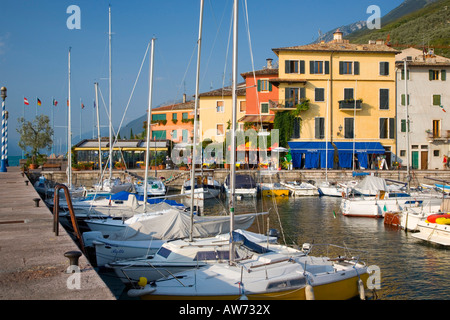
[{"left": 129, "top": 0, "right": 368, "bottom": 300}]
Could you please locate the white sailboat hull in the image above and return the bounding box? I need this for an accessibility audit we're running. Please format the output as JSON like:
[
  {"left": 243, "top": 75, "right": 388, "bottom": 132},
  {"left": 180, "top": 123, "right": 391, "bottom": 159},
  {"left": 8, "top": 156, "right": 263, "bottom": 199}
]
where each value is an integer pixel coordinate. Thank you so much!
[{"left": 412, "top": 221, "right": 450, "bottom": 246}]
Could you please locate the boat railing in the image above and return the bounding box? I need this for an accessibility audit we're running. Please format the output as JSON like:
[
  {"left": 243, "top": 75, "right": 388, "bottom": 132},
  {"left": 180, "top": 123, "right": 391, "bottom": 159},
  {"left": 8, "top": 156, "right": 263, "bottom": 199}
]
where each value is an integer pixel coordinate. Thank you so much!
[
  {"left": 53, "top": 184, "right": 85, "bottom": 253},
  {"left": 305, "top": 243, "right": 369, "bottom": 266}
]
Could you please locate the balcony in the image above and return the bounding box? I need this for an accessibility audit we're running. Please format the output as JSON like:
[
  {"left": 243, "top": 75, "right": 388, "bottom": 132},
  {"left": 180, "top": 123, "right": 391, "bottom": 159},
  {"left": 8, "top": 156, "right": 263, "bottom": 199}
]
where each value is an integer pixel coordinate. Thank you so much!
[
  {"left": 268, "top": 99, "right": 308, "bottom": 111},
  {"left": 427, "top": 130, "right": 450, "bottom": 142},
  {"left": 339, "top": 99, "right": 362, "bottom": 110}
]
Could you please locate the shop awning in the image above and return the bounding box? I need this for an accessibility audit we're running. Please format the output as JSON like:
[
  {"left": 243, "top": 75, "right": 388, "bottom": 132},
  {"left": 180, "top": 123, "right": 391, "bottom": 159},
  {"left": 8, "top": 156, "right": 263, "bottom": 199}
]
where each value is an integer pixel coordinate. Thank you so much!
[{"left": 238, "top": 115, "right": 275, "bottom": 123}]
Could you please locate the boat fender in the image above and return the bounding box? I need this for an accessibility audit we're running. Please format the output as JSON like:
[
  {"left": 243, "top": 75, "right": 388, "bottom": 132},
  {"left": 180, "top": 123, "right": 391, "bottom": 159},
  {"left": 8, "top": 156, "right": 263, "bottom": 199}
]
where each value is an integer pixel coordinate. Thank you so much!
[
  {"left": 358, "top": 279, "right": 366, "bottom": 300},
  {"left": 305, "top": 284, "right": 315, "bottom": 300},
  {"left": 138, "top": 277, "right": 148, "bottom": 287},
  {"left": 127, "top": 286, "right": 156, "bottom": 298}
]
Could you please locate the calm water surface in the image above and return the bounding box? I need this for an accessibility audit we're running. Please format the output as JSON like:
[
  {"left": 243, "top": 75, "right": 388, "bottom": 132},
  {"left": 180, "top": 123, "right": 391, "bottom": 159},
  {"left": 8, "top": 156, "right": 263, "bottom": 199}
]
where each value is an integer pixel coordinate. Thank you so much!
[{"left": 101, "top": 194, "right": 450, "bottom": 300}]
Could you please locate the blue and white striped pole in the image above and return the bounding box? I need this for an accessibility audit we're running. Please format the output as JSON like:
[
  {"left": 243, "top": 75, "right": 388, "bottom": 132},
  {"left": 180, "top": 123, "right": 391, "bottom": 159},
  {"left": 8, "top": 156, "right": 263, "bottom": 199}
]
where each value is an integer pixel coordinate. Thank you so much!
[
  {"left": 0, "top": 87, "right": 7, "bottom": 172},
  {"left": 5, "top": 111, "right": 8, "bottom": 167}
]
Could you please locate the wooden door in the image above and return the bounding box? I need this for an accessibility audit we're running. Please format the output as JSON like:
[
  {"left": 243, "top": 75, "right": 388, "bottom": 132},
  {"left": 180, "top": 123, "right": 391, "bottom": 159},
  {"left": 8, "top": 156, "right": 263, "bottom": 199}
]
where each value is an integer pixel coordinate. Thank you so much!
[{"left": 421, "top": 151, "right": 428, "bottom": 170}]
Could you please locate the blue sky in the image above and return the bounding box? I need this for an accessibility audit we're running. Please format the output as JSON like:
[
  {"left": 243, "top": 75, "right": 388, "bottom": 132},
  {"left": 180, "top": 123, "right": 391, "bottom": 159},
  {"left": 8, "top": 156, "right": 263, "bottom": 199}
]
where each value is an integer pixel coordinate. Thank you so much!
[{"left": 0, "top": 0, "right": 403, "bottom": 156}]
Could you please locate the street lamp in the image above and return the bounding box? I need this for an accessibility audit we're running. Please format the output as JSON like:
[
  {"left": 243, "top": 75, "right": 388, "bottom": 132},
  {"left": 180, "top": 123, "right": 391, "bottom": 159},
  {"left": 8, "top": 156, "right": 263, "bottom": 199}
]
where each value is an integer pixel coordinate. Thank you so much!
[{"left": 0, "top": 86, "right": 7, "bottom": 172}]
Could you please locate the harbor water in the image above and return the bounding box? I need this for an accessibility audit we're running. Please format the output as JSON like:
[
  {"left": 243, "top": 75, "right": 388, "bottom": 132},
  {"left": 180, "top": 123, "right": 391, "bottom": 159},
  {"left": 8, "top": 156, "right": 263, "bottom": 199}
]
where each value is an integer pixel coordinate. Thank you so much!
[{"left": 99, "top": 193, "right": 450, "bottom": 300}]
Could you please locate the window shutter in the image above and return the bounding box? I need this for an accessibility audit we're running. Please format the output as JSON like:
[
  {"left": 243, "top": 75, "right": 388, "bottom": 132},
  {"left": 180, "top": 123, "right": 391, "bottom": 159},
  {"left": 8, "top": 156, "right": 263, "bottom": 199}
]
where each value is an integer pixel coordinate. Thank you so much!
[
  {"left": 401, "top": 119, "right": 406, "bottom": 133},
  {"left": 429, "top": 70, "right": 434, "bottom": 81},
  {"left": 300, "top": 60, "right": 305, "bottom": 74},
  {"left": 300, "top": 87, "right": 306, "bottom": 100},
  {"left": 257, "top": 80, "right": 261, "bottom": 92},
  {"left": 325, "top": 61, "right": 330, "bottom": 74},
  {"left": 339, "top": 62, "right": 344, "bottom": 75},
  {"left": 354, "top": 61, "right": 360, "bottom": 75},
  {"left": 315, "top": 118, "right": 321, "bottom": 139},
  {"left": 285, "top": 60, "right": 290, "bottom": 73},
  {"left": 269, "top": 81, "right": 272, "bottom": 92},
  {"left": 380, "top": 62, "right": 384, "bottom": 75},
  {"left": 401, "top": 94, "right": 405, "bottom": 106},
  {"left": 380, "top": 89, "right": 389, "bottom": 109},
  {"left": 389, "top": 118, "right": 395, "bottom": 139},
  {"left": 442, "top": 70, "right": 447, "bottom": 81},
  {"left": 310, "top": 61, "right": 314, "bottom": 74}
]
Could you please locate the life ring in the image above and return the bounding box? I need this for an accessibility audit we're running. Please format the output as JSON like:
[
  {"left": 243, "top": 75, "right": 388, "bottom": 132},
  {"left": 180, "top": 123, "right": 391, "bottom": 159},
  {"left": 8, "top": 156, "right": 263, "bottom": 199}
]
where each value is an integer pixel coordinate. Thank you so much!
[
  {"left": 435, "top": 217, "right": 450, "bottom": 225},
  {"left": 425, "top": 213, "right": 450, "bottom": 223}
]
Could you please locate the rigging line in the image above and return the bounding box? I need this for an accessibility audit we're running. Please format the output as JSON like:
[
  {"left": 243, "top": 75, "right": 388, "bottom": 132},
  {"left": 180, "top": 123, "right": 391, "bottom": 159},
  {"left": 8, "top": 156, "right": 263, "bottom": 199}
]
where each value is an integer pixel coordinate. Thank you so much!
[
  {"left": 201, "top": 0, "right": 231, "bottom": 86},
  {"left": 221, "top": 2, "right": 234, "bottom": 98},
  {"left": 175, "top": 43, "right": 198, "bottom": 100}
]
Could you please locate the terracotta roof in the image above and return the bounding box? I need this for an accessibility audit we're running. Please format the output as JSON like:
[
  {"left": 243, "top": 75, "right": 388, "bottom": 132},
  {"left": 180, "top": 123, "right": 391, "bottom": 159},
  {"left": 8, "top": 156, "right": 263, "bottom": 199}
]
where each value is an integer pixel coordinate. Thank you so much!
[
  {"left": 273, "top": 42, "right": 401, "bottom": 55},
  {"left": 198, "top": 82, "right": 246, "bottom": 97},
  {"left": 152, "top": 100, "right": 194, "bottom": 112},
  {"left": 241, "top": 68, "right": 279, "bottom": 77}
]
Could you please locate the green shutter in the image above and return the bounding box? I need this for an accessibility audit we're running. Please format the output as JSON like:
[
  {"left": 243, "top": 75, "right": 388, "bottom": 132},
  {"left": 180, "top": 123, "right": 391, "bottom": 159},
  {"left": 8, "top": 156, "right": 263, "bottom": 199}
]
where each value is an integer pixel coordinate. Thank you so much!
[
  {"left": 268, "top": 81, "right": 272, "bottom": 92},
  {"left": 257, "top": 80, "right": 261, "bottom": 92},
  {"left": 442, "top": 70, "right": 446, "bottom": 81},
  {"left": 285, "top": 60, "right": 290, "bottom": 74},
  {"left": 433, "top": 95, "right": 441, "bottom": 106},
  {"left": 401, "top": 120, "right": 406, "bottom": 132},
  {"left": 310, "top": 61, "right": 314, "bottom": 74},
  {"left": 325, "top": 61, "right": 330, "bottom": 74},
  {"left": 300, "top": 60, "right": 305, "bottom": 74},
  {"left": 339, "top": 61, "right": 344, "bottom": 74},
  {"left": 401, "top": 94, "right": 405, "bottom": 106},
  {"left": 354, "top": 61, "right": 360, "bottom": 75},
  {"left": 429, "top": 70, "right": 434, "bottom": 81}
]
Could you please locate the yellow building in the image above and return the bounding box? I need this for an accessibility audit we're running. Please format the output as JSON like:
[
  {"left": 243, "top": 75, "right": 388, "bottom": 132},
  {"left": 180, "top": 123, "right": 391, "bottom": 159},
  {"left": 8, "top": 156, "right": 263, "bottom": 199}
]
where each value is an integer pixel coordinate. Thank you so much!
[
  {"left": 198, "top": 83, "right": 246, "bottom": 143},
  {"left": 271, "top": 31, "right": 400, "bottom": 169}
]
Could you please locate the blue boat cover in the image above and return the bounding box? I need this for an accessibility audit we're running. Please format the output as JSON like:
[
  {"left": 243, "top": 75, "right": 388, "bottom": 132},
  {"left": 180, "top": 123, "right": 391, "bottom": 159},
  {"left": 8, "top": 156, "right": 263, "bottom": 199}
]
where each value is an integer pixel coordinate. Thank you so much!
[{"left": 231, "top": 231, "right": 272, "bottom": 254}]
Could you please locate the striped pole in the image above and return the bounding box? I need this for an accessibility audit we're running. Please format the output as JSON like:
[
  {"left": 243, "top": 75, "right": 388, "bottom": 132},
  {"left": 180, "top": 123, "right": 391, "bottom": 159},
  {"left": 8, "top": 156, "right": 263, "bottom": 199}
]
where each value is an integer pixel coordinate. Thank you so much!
[
  {"left": 5, "top": 110, "right": 8, "bottom": 167},
  {"left": 0, "top": 93, "right": 6, "bottom": 172}
]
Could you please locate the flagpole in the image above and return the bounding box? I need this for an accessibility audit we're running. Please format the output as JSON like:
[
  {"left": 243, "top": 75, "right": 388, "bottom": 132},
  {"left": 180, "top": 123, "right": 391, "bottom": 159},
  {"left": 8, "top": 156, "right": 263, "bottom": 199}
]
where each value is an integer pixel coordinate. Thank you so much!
[
  {"left": 22, "top": 97, "right": 25, "bottom": 159},
  {"left": 52, "top": 96, "right": 54, "bottom": 155}
]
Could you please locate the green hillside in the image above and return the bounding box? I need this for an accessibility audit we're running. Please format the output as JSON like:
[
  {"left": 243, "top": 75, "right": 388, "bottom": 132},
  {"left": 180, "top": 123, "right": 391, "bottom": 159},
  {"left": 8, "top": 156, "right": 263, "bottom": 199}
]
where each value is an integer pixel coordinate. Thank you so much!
[{"left": 348, "top": 0, "right": 450, "bottom": 58}]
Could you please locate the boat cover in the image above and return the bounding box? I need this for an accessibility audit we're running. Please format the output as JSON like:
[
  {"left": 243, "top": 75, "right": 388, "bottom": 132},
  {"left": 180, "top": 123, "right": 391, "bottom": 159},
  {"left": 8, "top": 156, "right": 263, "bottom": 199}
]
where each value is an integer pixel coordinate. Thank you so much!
[
  {"left": 107, "top": 209, "right": 266, "bottom": 241},
  {"left": 355, "top": 175, "right": 388, "bottom": 192}
]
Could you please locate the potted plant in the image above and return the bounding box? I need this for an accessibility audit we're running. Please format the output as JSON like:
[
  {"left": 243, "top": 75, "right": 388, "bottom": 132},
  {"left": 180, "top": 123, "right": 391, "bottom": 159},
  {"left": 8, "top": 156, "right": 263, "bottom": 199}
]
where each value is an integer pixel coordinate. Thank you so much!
[{"left": 179, "top": 161, "right": 187, "bottom": 171}]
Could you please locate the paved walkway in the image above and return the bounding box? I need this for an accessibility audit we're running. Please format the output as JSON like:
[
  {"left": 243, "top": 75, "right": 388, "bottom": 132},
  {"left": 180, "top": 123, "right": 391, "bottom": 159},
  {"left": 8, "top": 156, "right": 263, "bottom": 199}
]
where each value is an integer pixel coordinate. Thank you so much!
[{"left": 0, "top": 167, "right": 115, "bottom": 300}]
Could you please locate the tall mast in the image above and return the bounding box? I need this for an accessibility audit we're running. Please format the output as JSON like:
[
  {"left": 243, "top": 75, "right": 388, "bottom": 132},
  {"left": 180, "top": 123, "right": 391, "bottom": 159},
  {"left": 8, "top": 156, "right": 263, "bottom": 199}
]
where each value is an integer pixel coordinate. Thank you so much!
[
  {"left": 405, "top": 59, "right": 410, "bottom": 192},
  {"left": 229, "top": 0, "right": 238, "bottom": 264},
  {"left": 143, "top": 38, "right": 156, "bottom": 208},
  {"left": 68, "top": 47, "right": 72, "bottom": 188},
  {"left": 95, "top": 82, "right": 102, "bottom": 174},
  {"left": 108, "top": 5, "right": 113, "bottom": 181},
  {"left": 189, "top": 0, "right": 204, "bottom": 242}
]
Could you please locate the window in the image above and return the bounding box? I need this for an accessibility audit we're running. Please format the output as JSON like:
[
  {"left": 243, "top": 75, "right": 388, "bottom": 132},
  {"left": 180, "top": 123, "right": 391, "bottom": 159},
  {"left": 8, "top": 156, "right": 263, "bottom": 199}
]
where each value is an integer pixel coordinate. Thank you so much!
[
  {"left": 429, "top": 70, "right": 439, "bottom": 80},
  {"left": 401, "top": 94, "right": 410, "bottom": 106},
  {"left": 152, "top": 130, "right": 166, "bottom": 140},
  {"left": 434, "top": 150, "right": 440, "bottom": 157},
  {"left": 257, "top": 79, "right": 272, "bottom": 92},
  {"left": 379, "top": 118, "right": 395, "bottom": 139},
  {"left": 315, "top": 88, "right": 325, "bottom": 102},
  {"left": 379, "top": 89, "right": 389, "bottom": 109},
  {"left": 172, "top": 129, "right": 177, "bottom": 139},
  {"left": 432, "top": 94, "right": 441, "bottom": 106},
  {"left": 182, "top": 129, "right": 188, "bottom": 142},
  {"left": 152, "top": 114, "right": 166, "bottom": 121},
  {"left": 379, "top": 62, "right": 389, "bottom": 76},
  {"left": 400, "top": 150, "right": 406, "bottom": 157},
  {"left": 239, "top": 101, "right": 246, "bottom": 112},
  {"left": 285, "top": 60, "right": 305, "bottom": 74},
  {"left": 315, "top": 117, "right": 325, "bottom": 139},
  {"left": 310, "top": 60, "right": 329, "bottom": 74},
  {"left": 400, "top": 119, "right": 409, "bottom": 133},
  {"left": 433, "top": 120, "right": 440, "bottom": 138},
  {"left": 260, "top": 103, "right": 269, "bottom": 114},
  {"left": 401, "top": 69, "right": 410, "bottom": 80},
  {"left": 285, "top": 87, "right": 306, "bottom": 107},
  {"left": 344, "top": 88, "right": 354, "bottom": 100},
  {"left": 182, "top": 112, "right": 188, "bottom": 119},
  {"left": 339, "top": 61, "right": 360, "bottom": 75},
  {"left": 292, "top": 118, "right": 301, "bottom": 139},
  {"left": 172, "top": 113, "right": 177, "bottom": 120},
  {"left": 344, "top": 118, "right": 354, "bottom": 139},
  {"left": 216, "top": 101, "right": 224, "bottom": 113},
  {"left": 216, "top": 124, "right": 224, "bottom": 136}
]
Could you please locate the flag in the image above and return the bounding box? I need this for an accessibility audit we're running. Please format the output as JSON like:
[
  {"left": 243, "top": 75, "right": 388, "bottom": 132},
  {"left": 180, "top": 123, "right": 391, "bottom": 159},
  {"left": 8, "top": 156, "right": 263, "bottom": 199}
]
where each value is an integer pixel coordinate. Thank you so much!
[
  {"left": 67, "top": 99, "right": 69, "bottom": 107},
  {"left": 37, "top": 98, "right": 42, "bottom": 106},
  {"left": 440, "top": 105, "right": 446, "bottom": 112},
  {"left": 24, "top": 97, "right": 29, "bottom": 105},
  {"left": 53, "top": 99, "right": 58, "bottom": 107},
  {"left": 81, "top": 102, "right": 85, "bottom": 109}
]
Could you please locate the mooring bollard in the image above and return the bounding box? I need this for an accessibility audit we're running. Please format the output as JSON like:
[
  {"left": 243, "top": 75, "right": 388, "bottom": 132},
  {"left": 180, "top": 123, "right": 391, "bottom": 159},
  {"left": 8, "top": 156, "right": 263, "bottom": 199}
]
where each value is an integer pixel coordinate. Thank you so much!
[
  {"left": 33, "top": 198, "right": 40, "bottom": 207},
  {"left": 64, "top": 251, "right": 82, "bottom": 273},
  {"left": 25, "top": 180, "right": 29, "bottom": 186}
]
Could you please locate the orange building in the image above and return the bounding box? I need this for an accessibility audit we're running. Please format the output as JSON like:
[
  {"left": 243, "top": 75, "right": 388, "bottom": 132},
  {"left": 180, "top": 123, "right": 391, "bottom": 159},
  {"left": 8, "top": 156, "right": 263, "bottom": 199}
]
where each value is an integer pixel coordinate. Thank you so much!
[
  {"left": 239, "top": 59, "right": 279, "bottom": 132},
  {"left": 150, "top": 95, "right": 194, "bottom": 143}
]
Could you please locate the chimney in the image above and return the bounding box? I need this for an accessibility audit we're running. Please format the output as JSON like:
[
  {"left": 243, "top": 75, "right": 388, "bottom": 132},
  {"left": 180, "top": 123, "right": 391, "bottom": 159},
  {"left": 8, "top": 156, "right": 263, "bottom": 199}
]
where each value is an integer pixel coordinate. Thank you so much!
[
  {"left": 183, "top": 93, "right": 186, "bottom": 103},
  {"left": 333, "top": 29, "right": 343, "bottom": 42},
  {"left": 266, "top": 58, "right": 273, "bottom": 69}
]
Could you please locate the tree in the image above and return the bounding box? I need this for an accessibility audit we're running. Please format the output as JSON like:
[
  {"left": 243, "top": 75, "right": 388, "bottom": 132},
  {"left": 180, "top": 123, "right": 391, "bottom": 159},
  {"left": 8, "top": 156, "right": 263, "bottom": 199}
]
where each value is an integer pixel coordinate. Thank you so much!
[
  {"left": 273, "top": 99, "right": 310, "bottom": 147},
  {"left": 17, "top": 115, "right": 54, "bottom": 165}
]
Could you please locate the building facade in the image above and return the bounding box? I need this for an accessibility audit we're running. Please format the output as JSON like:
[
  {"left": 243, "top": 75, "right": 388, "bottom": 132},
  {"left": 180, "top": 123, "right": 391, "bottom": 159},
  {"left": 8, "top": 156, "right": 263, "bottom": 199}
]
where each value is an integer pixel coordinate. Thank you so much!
[
  {"left": 396, "top": 47, "right": 450, "bottom": 170},
  {"left": 271, "top": 31, "right": 400, "bottom": 169}
]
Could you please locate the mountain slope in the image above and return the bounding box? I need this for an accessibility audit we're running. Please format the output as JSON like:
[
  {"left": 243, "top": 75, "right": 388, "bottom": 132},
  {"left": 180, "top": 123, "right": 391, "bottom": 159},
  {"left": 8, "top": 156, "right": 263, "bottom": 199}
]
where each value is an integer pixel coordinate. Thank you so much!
[{"left": 347, "top": 0, "right": 450, "bottom": 57}]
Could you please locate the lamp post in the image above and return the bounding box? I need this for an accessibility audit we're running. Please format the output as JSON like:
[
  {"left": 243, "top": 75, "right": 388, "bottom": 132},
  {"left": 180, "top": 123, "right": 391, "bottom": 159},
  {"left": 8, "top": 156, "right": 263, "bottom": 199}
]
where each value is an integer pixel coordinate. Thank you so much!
[{"left": 0, "top": 86, "right": 7, "bottom": 172}]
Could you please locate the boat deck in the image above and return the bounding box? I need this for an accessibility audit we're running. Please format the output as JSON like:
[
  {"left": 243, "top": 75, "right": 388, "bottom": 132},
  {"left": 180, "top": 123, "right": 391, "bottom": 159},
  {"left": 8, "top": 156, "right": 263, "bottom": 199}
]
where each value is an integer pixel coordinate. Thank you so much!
[{"left": 0, "top": 167, "right": 115, "bottom": 300}]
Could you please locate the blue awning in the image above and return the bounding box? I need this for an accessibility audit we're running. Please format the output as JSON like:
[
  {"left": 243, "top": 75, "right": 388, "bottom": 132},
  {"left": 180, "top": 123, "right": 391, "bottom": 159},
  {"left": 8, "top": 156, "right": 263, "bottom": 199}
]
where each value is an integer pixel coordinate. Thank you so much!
[{"left": 288, "top": 141, "right": 385, "bottom": 169}]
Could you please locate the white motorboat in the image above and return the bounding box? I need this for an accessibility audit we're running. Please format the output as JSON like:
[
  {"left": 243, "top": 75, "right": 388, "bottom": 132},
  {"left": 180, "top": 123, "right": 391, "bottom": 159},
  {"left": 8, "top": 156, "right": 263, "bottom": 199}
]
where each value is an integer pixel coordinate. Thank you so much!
[
  {"left": 280, "top": 181, "right": 319, "bottom": 196},
  {"left": 411, "top": 213, "right": 450, "bottom": 246},
  {"left": 93, "top": 177, "right": 133, "bottom": 194},
  {"left": 134, "top": 177, "right": 166, "bottom": 197},
  {"left": 223, "top": 174, "right": 258, "bottom": 197},
  {"left": 181, "top": 175, "right": 221, "bottom": 200},
  {"left": 106, "top": 229, "right": 279, "bottom": 284}
]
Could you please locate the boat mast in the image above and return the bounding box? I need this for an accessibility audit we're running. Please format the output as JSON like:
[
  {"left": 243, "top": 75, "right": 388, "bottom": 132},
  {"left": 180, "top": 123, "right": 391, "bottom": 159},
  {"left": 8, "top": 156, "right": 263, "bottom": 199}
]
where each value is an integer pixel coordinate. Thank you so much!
[
  {"left": 95, "top": 82, "right": 102, "bottom": 174},
  {"left": 143, "top": 38, "right": 156, "bottom": 208},
  {"left": 68, "top": 47, "right": 72, "bottom": 188},
  {"left": 404, "top": 59, "right": 410, "bottom": 192},
  {"left": 189, "top": 0, "right": 204, "bottom": 242},
  {"left": 108, "top": 5, "right": 113, "bottom": 182},
  {"left": 229, "top": 0, "right": 238, "bottom": 264}
]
